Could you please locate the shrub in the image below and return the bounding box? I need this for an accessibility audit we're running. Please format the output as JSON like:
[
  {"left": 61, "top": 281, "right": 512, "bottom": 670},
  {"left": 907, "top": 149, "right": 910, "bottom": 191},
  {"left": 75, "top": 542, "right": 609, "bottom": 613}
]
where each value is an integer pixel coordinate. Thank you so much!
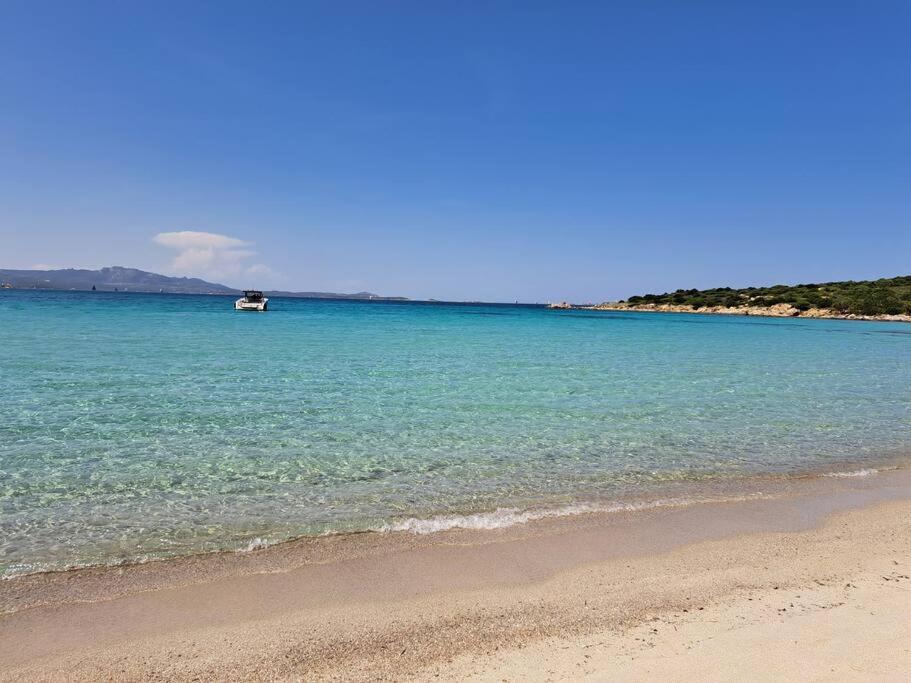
[
  {"left": 617, "top": 275, "right": 911, "bottom": 316},
  {"left": 851, "top": 288, "right": 903, "bottom": 315}
]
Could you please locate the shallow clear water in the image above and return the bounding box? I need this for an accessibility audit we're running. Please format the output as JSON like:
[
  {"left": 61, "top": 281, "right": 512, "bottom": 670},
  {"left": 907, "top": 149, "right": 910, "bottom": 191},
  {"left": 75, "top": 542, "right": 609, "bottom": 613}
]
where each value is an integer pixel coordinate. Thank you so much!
[{"left": 1, "top": 290, "right": 910, "bottom": 575}]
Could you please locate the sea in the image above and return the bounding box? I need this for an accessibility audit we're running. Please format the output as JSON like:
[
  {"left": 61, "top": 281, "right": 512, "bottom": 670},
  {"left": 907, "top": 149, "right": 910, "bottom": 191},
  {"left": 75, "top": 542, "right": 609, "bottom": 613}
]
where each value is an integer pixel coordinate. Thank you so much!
[{"left": 1, "top": 290, "right": 910, "bottom": 576}]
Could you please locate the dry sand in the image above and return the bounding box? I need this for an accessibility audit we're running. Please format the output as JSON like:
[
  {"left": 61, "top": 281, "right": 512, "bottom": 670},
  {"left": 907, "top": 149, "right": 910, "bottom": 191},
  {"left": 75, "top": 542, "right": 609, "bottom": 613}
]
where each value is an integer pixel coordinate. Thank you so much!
[{"left": 1, "top": 468, "right": 909, "bottom": 681}]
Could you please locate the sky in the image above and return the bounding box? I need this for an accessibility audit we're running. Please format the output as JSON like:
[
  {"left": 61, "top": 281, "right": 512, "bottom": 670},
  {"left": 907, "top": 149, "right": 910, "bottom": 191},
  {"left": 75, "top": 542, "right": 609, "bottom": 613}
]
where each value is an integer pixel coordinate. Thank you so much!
[{"left": 1, "top": 2, "right": 909, "bottom": 302}]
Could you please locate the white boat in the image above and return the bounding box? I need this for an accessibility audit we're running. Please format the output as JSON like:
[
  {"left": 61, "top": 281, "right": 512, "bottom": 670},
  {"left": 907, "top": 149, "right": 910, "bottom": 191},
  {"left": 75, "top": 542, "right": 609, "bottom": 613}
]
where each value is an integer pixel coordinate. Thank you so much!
[{"left": 235, "top": 290, "right": 268, "bottom": 311}]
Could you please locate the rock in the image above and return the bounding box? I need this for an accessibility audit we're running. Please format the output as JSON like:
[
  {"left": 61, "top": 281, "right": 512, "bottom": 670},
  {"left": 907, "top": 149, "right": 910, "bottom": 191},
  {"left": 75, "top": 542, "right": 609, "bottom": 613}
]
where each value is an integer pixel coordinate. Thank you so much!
[
  {"left": 766, "top": 303, "right": 801, "bottom": 317},
  {"left": 582, "top": 301, "right": 911, "bottom": 323}
]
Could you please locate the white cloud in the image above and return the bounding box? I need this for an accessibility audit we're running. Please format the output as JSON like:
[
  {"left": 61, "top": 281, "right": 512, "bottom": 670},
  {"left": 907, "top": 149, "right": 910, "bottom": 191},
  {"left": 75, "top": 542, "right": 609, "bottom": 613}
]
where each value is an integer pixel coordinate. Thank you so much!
[
  {"left": 153, "top": 230, "right": 271, "bottom": 283},
  {"left": 153, "top": 231, "right": 247, "bottom": 250}
]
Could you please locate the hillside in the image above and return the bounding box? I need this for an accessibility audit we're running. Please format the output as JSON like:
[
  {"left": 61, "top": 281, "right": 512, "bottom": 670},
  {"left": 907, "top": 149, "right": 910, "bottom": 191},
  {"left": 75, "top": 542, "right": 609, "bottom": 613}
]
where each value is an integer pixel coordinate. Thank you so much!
[
  {"left": 603, "top": 276, "right": 911, "bottom": 317},
  {"left": 0, "top": 266, "right": 404, "bottom": 300},
  {"left": 0, "top": 267, "right": 236, "bottom": 294}
]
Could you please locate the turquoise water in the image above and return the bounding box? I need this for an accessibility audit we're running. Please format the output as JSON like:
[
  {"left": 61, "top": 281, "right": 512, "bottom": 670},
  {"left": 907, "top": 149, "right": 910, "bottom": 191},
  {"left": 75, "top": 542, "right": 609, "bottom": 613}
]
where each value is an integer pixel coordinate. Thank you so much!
[{"left": 1, "top": 290, "right": 910, "bottom": 575}]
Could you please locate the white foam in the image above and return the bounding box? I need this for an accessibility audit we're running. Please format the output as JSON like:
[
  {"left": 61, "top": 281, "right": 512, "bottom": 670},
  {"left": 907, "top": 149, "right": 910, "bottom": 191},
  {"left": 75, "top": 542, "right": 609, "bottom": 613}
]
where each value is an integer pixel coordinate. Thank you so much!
[
  {"left": 823, "top": 468, "right": 878, "bottom": 478},
  {"left": 237, "top": 537, "right": 271, "bottom": 552},
  {"left": 378, "top": 503, "right": 601, "bottom": 534},
  {"left": 377, "top": 494, "right": 766, "bottom": 535}
]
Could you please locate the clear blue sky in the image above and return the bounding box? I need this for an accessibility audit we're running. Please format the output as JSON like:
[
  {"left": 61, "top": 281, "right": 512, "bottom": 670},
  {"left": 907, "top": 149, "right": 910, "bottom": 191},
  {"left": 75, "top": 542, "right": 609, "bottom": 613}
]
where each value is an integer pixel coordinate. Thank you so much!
[{"left": 1, "top": 2, "right": 908, "bottom": 302}]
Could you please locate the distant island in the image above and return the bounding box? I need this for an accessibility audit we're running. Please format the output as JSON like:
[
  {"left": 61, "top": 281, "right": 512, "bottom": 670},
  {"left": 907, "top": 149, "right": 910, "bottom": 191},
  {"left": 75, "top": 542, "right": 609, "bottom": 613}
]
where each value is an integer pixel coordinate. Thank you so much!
[
  {"left": 0, "top": 266, "right": 407, "bottom": 300},
  {"left": 578, "top": 275, "right": 911, "bottom": 322}
]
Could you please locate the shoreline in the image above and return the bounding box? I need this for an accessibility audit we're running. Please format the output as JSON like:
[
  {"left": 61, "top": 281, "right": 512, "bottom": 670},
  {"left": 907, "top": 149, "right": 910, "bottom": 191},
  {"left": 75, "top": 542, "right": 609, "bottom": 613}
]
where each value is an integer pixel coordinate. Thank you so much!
[
  {"left": 3, "top": 454, "right": 909, "bottom": 583},
  {"left": 2, "top": 466, "right": 910, "bottom": 680},
  {"left": 577, "top": 302, "right": 911, "bottom": 322}
]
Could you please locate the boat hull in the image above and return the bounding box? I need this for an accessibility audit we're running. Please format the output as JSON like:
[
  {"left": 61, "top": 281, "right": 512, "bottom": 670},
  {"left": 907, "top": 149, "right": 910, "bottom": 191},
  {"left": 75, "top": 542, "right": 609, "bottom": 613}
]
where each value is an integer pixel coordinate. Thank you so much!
[{"left": 234, "top": 299, "right": 268, "bottom": 311}]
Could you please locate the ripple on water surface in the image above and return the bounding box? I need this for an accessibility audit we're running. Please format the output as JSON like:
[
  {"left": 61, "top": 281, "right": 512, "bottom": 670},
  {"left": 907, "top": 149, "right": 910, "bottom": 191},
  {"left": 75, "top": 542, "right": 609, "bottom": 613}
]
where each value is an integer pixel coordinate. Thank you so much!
[{"left": 1, "top": 291, "right": 910, "bottom": 575}]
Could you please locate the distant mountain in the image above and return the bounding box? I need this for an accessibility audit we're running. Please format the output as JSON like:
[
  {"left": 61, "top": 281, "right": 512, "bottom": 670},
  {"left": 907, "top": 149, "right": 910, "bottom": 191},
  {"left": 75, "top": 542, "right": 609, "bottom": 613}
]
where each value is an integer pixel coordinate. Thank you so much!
[
  {"left": 0, "top": 266, "right": 236, "bottom": 294},
  {"left": 0, "top": 266, "right": 406, "bottom": 300}
]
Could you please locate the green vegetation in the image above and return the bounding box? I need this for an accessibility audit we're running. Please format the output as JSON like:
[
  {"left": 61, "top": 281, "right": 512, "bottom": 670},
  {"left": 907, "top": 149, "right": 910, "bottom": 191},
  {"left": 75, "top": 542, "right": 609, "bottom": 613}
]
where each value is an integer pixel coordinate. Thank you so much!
[{"left": 624, "top": 276, "right": 911, "bottom": 316}]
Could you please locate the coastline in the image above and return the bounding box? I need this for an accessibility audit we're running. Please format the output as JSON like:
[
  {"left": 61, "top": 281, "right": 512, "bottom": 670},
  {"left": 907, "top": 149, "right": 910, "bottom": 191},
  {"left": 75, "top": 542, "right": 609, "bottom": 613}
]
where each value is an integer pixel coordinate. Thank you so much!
[
  {"left": 2, "top": 466, "right": 910, "bottom": 681},
  {"left": 577, "top": 301, "right": 911, "bottom": 322},
  {"left": 4, "top": 454, "right": 909, "bottom": 582}
]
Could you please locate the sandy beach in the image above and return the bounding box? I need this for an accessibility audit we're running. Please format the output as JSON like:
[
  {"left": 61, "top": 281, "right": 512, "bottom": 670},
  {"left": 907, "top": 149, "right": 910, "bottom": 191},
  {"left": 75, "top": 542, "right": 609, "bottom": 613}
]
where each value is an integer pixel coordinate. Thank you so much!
[{"left": 1, "top": 467, "right": 909, "bottom": 681}]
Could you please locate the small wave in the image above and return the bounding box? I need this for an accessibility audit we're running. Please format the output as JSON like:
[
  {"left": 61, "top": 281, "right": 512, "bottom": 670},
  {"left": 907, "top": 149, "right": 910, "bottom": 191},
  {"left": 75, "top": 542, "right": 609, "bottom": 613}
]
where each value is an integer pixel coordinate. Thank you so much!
[
  {"left": 378, "top": 503, "right": 602, "bottom": 534},
  {"left": 237, "top": 537, "right": 272, "bottom": 553},
  {"left": 823, "top": 468, "right": 878, "bottom": 478},
  {"left": 377, "top": 494, "right": 767, "bottom": 535}
]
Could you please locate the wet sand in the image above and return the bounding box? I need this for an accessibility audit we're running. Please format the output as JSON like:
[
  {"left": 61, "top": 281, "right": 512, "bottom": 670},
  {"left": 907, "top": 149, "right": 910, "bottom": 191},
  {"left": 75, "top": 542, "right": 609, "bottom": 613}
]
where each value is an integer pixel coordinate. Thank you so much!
[{"left": 1, "top": 468, "right": 909, "bottom": 681}]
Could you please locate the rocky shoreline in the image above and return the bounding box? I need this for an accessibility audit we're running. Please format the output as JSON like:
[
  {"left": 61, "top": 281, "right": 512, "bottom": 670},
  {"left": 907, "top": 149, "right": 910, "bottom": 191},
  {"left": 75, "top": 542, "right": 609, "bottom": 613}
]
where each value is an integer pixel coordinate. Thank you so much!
[{"left": 548, "top": 300, "right": 911, "bottom": 323}]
